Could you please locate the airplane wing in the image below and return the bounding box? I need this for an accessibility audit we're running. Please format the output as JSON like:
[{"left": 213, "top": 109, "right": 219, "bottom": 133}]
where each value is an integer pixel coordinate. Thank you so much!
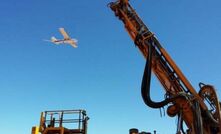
[
  {"left": 59, "top": 28, "right": 70, "bottom": 40},
  {"left": 69, "top": 41, "right": 77, "bottom": 48},
  {"left": 70, "top": 43, "right": 77, "bottom": 48}
]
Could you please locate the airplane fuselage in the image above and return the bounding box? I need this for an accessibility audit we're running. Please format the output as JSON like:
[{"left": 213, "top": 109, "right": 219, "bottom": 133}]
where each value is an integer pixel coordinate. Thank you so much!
[
  {"left": 54, "top": 39, "right": 75, "bottom": 44},
  {"left": 52, "top": 39, "right": 77, "bottom": 48}
]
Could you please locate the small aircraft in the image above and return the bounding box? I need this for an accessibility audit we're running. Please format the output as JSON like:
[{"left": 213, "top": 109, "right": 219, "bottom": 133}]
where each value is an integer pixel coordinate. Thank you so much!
[{"left": 46, "top": 28, "right": 78, "bottom": 48}]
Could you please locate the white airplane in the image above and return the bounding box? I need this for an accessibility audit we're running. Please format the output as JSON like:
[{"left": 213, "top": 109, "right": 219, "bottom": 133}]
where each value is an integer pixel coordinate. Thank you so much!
[{"left": 46, "top": 28, "right": 78, "bottom": 48}]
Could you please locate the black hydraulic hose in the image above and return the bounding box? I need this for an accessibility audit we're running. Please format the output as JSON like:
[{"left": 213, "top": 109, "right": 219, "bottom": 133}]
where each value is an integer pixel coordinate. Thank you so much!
[
  {"left": 141, "top": 41, "right": 219, "bottom": 131},
  {"left": 141, "top": 41, "right": 176, "bottom": 108},
  {"left": 204, "top": 109, "right": 219, "bottom": 126},
  {"left": 193, "top": 100, "right": 203, "bottom": 134},
  {"left": 199, "top": 82, "right": 219, "bottom": 126}
]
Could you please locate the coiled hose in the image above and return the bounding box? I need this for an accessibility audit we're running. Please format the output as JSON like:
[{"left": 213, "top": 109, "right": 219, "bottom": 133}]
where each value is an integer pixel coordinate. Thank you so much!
[{"left": 141, "top": 40, "right": 176, "bottom": 108}]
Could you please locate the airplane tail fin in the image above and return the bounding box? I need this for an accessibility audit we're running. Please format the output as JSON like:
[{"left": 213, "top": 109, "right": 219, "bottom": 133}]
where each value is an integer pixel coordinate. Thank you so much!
[{"left": 51, "top": 36, "right": 57, "bottom": 42}]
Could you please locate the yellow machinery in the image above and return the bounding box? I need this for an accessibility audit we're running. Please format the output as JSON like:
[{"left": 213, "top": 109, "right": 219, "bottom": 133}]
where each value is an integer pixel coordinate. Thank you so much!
[
  {"left": 32, "top": 109, "right": 89, "bottom": 134},
  {"left": 109, "top": 0, "right": 221, "bottom": 133},
  {"left": 32, "top": 126, "right": 39, "bottom": 134}
]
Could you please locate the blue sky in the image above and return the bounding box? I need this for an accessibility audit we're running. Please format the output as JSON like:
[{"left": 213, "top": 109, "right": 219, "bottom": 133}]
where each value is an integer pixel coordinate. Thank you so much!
[{"left": 0, "top": 0, "right": 221, "bottom": 134}]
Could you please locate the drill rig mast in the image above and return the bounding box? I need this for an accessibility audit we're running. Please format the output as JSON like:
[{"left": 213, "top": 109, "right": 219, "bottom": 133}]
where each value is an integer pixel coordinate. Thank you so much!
[{"left": 109, "top": 0, "right": 221, "bottom": 133}]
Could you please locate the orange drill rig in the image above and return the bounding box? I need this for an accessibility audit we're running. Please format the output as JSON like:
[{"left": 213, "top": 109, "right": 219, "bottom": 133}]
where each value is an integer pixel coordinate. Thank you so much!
[{"left": 109, "top": 0, "right": 221, "bottom": 133}]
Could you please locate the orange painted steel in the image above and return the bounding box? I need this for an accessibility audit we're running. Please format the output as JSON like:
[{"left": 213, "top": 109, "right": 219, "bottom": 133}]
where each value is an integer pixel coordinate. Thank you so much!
[{"left": 109, "top": 0, "right": 221, "bottom": 133}]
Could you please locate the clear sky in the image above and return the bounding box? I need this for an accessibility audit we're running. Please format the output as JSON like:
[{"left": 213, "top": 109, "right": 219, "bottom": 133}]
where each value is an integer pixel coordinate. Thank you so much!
[{"left": 0, "top": 0, "right": 221, "bottom": 134}]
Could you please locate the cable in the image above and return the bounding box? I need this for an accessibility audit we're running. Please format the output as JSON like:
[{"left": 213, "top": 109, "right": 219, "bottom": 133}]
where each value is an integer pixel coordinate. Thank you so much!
[{"left": 141, "top": 39, "right": 177, "bottom": 108}]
